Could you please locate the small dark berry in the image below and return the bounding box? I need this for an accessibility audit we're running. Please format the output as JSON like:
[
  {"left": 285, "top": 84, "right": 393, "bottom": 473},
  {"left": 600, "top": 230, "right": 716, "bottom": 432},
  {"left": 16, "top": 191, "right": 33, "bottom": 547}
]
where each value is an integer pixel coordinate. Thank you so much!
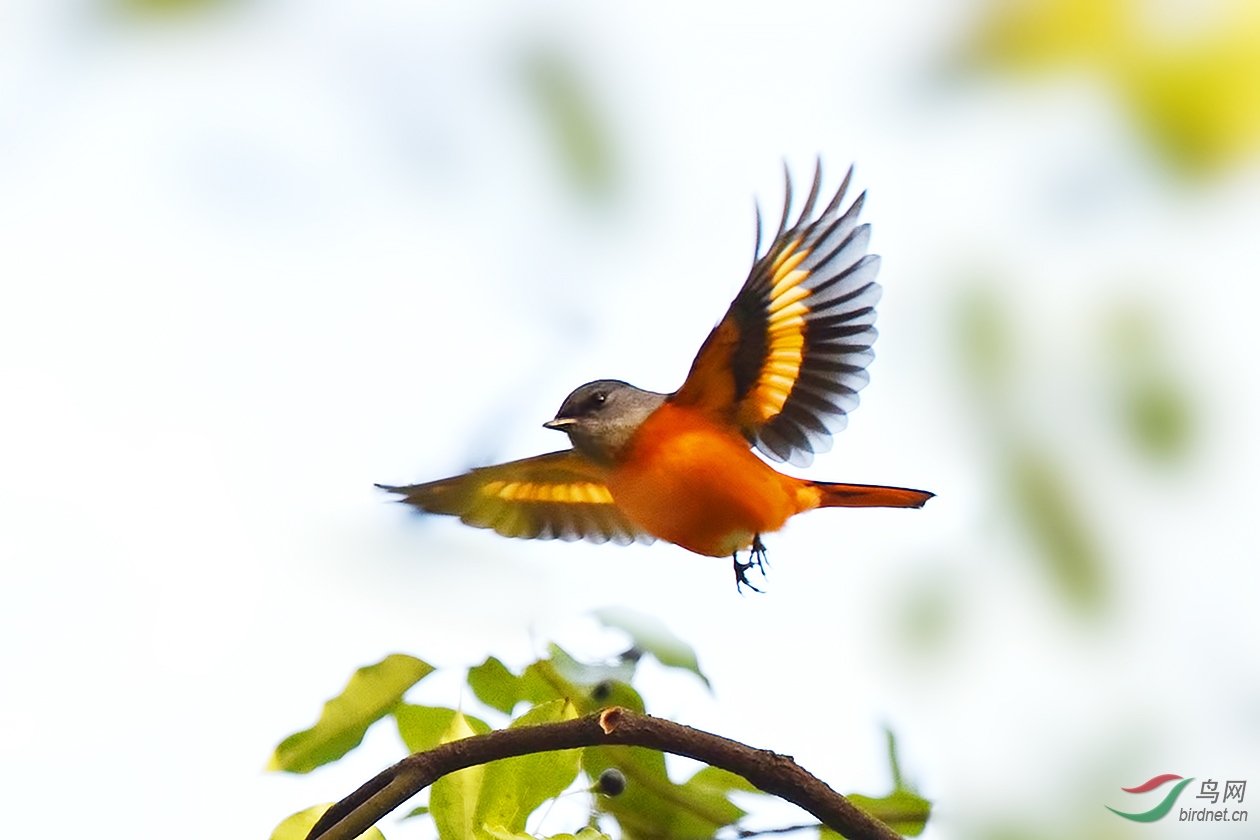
[{"left": 596, "top": 768, "right": 627, "bottom": 797}]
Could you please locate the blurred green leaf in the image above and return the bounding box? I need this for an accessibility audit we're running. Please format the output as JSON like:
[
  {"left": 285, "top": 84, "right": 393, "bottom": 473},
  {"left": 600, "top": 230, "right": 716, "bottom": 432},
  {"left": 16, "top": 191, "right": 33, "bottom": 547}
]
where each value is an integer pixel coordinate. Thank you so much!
[
  {"left": 513, "top": 644, "right": 643, "bottom": 711},
  {"left": 885, "top": 729, "right": 906, "bottom": 791},
  {"left": 475, "top": 700, "right": 582, "bottom": 836},
  {"left": 1124, "top": 29, "right": 1260, "bottom": 173},
  {"left": 975, "top": 0, "right": 1123, "bottom": 68},
  {"left": 856, "top": 732, "right": 930, "bottom": 836},
  {"left": 485, "top": 831, "right": 534, "bottom": 840},
  {"left": 395, "top": 704, "right": 491, "bottom": 754},
  {"left": 894, "top": 569, "right": 957, "bottom": 658},
  {"left": 820, "top": 729, "right": 931, "bottom": 838},
  {"left": 683, "top": 765, "right": 760, "bottom": 795},
  {"left": 821, "top": 788, "right": 931, "bottom": 837},
  {"left": 1106, "top": 306, "right": 1195, "bottom": 462},
  {"left": 522, "top": 48, "right": 617, "bottom": 201},
  {"left": 468, "top": 656, "right": 526, "bottom": 714},
  {"left": 1007, "top": 446, "right": 1105, "bottom": 610},
  {"left": 579, "top": 678, "right": 648, "bottom": 716},
  {"left": 486, "top": 829, "right": 611, "bottom": 840},
  {"left": 1121, "top": 377, "right": 1193, "bottom": 460},
  {"left": 953, "top": 282, "right": 1112, "bottom": 615},
  {"left": 269, "top": 654, "right": 434, "bottom": 774},
  {"left": 594, "top": 607, "right": 711, "bottom": 688},
  {"left": 114, "top": 0, "right": 233, "bottom": 18},
  {"left": 584, "top": 745, "right": 750, "bottom": 840},
  {"left": 424, "top": 702, "right": 582, "bottom": 840},
  {"left": 973, "top": 0, "right": 1260, "bottom": 172},
  {"left": 269, "top": 804, "right": 387, "bottom": 840},
  {"left": 431, "top": 712, "right": 489, "bottom": 840},
  {"left": 957, "top": 285, "right": 1013, "bottom": 400},
  {"left": 466, "top": 647, "right": 645, "bottom": 720}
]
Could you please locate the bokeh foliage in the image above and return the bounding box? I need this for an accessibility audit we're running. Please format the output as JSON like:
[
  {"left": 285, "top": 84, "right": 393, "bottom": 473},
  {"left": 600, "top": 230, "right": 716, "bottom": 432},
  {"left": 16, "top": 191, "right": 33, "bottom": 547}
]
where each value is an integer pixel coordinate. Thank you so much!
[
  {"left": 1103, "top": 304, "right": 1194, "bottom": 463},
  {"left": 974, "top": 0, "right": 1260, "bottom": 172},
  {"left": 954, "top": 281, "right": 1198, "bottom": 617},
  {"left": 113, "top": 0, "right": 234, "bottom": 18},
  {"left": 521, "top": 47, "right": 618, "bottom": 202},
  {"left": 956, "top": 285, "right": 1107, "bottom": 612}
]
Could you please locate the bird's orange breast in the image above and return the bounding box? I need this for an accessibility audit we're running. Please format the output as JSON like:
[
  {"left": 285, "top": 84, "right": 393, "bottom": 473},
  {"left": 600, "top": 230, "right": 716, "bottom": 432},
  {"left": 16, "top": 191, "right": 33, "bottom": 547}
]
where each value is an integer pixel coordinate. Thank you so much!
[{"left": 605, "top": 402, "right": 819, "bottom": 557}]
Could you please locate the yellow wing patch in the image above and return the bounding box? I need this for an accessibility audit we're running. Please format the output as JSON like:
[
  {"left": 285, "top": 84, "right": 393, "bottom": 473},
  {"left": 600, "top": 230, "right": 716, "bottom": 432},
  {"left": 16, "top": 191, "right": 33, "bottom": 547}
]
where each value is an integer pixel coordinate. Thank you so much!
[
  {"left": 379, "top": 450, "right": 650, "bottom": 546},
  {"left": 482, "top": 479, "right": 615, "bottom": 505},
  {"left": 744, "top": 239, "right": 814, "bottom": 425}
]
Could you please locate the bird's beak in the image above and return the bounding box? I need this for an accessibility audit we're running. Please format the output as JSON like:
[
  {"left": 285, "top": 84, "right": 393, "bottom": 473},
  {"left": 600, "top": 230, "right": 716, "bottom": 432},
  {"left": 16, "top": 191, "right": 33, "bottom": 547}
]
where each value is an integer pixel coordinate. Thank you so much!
[{"left": 543, "top": 417, "right": 576, "bottom": 431}]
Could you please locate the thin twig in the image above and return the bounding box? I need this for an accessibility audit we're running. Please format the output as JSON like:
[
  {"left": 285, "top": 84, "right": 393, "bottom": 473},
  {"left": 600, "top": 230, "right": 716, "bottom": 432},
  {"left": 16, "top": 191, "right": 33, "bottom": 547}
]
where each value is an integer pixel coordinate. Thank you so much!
[
  {"left": 731, "top": 824, "right": 826, "bottom": 838},
  {"left": 302, "top": 707, "right": 902, "bottom": 840}
]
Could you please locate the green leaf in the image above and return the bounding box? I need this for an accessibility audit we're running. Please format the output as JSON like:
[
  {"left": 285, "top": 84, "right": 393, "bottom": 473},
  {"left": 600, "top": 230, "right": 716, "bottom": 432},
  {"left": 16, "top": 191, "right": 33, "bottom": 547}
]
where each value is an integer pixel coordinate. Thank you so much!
[
  {"left": 846, "top": 790, "right": 931, "bottom": 837},
  {"left": 484, "top": 830, "right": 535, "bottom": 840},
  {"left": 584, "top": 745, "right": 746, "bottom": 840},
  {"left": 468, "top": 657, "right": 525, "bottom": 714},
  {"left": 486, "top": 829, "right": 612, "bottom": 840},
  {"left": 575, "top": 676, "right": 647, "bottom": 716},
  {"left": 593, "top": 607, "right": 710, "bottom": 688},
  {"left": 818, "top": 790, "right": 932, "bottom": 839},
  {"left": 514, "top": 649, "right": 645, "bottom": 716},
  {"left": 269, "top": 804, "right": 387, "bottom": 840},
  {"left": 825, "top": 729, "right": 931, "bottom": 838},
  {"left": 475, "top": 700, "right": 582, "bottom": 836},
  {"left": 431, "top": 712, "right": 489, "bottom": 840},
  {"left": 395, "top": 705, "right": 491, "bottom": 754},
  {"left": 464, "top": 654, "right": 568, "bottom": 714},
  {"left": 269, "top": 654, "right": 434, "bottom": 774},
  {"left": 882, "top": 729, "right": 904, "bottom": 791},
  {"left": 684, "top": 766, "right": 760, "bottom": 796}
]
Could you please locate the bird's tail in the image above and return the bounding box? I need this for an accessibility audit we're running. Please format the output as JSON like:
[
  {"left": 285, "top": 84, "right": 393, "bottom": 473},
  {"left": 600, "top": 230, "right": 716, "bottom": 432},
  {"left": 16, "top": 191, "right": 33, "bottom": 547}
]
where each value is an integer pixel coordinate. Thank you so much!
[{"left": 812, "top": 481, "right": 934, "bottom": 509}]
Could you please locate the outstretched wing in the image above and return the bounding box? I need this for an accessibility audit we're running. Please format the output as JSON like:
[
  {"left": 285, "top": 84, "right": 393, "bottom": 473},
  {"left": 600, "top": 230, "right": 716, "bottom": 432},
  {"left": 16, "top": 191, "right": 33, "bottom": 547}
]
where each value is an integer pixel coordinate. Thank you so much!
[
  {"left": 672, "top": 162, "right": 881, "bottom": 467},
  {"left": 377, "top": 450, "right": 652, "bottom": 546}
]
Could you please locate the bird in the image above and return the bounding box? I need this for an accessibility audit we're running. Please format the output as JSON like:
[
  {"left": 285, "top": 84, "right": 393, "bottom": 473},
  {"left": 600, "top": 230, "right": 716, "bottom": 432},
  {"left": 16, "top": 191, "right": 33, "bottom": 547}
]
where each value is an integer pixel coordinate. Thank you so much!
[{"left": 378, "top": 162, "right": 933, "bottom": 591}]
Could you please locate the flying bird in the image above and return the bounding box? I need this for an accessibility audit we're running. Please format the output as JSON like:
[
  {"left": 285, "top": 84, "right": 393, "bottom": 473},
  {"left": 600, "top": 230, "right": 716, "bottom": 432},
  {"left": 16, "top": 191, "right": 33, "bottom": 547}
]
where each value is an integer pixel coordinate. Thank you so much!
[{"left": 379, "top": 162, "right": 933, "bottom": 591}]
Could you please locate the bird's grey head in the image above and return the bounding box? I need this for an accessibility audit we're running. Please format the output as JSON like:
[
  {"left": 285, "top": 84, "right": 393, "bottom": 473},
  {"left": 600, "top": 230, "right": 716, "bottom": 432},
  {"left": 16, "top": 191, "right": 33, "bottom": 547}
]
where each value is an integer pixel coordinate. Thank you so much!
[{"left": 543, "top": 379, "right": 666, "bottom": 465}]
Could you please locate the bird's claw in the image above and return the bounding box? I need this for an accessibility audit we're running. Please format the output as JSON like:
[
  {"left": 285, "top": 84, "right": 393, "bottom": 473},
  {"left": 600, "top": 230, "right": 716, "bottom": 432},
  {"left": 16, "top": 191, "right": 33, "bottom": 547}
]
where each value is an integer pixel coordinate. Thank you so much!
[{"left": 732, "top": 535, "right": 769, "bottom": 594}]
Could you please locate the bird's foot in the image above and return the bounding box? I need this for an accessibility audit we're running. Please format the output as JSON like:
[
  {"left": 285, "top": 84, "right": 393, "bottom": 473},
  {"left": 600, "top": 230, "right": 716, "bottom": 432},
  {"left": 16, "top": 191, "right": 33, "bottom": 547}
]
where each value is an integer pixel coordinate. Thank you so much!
[{"left": 732, "top": 535, "right": 769, "bottom": 594}]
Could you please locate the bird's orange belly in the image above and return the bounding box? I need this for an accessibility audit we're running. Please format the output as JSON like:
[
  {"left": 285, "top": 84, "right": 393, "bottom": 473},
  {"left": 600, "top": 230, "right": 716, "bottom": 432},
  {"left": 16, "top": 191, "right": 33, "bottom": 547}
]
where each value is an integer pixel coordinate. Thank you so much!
[{"left": 606, "top": 405, "right": 808, "bottom": 557}]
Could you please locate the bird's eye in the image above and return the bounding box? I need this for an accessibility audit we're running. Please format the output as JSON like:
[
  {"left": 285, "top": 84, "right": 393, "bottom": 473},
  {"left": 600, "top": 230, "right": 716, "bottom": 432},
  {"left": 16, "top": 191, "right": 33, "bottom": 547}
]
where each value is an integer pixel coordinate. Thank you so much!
[{"left": 578, "top": 390, "right": 607, "bottom": 415}]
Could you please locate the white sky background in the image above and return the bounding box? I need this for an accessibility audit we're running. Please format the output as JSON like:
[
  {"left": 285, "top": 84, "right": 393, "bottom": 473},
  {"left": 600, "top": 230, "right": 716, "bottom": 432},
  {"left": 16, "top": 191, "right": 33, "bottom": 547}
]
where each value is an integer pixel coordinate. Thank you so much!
[{"left": 1, "top": 0, "right": 1258, "bottom": 837}]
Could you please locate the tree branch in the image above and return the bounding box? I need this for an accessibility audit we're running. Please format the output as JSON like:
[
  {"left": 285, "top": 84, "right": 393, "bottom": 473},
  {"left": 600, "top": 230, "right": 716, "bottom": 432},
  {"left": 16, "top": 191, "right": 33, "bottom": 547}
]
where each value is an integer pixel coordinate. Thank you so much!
[{"left": 303, "top": 706, "right": 903, "bottom": 840}]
